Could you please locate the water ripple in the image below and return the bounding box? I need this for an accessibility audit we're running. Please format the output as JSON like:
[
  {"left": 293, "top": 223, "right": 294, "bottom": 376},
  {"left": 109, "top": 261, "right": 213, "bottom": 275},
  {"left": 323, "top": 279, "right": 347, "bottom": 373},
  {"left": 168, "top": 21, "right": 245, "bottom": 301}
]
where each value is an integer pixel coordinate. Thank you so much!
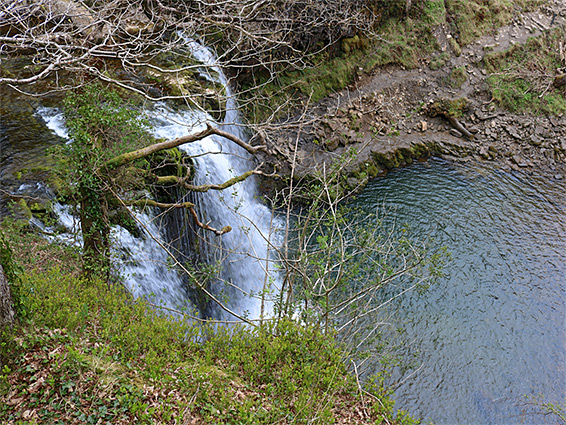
[{"left": 354, "top": 158, "right": 566, "bottom": 424}]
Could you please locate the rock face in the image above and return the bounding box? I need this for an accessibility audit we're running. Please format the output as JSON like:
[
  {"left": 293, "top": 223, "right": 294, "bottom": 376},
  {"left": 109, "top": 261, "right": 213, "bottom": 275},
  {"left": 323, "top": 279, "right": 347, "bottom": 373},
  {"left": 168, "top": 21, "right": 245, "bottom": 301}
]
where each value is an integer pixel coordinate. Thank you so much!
[{"left": 0, "top": 264, "right": 15, "bottom": 328}]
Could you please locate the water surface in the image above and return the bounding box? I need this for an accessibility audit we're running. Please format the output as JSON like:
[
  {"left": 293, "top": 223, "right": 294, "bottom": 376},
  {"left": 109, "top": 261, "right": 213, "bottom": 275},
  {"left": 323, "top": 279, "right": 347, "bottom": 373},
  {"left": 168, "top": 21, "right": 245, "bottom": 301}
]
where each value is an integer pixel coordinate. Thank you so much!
[{"left": 354, "top": 158, "right": 565, "bottom": 424}]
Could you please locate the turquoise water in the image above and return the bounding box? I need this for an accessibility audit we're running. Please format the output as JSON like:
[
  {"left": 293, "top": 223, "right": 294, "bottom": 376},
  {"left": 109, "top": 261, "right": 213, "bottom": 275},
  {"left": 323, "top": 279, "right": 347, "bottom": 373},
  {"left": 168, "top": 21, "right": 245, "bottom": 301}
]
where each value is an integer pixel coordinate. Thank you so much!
[{"left": 353, "top": 158, "right": 566, "bottom": 424}]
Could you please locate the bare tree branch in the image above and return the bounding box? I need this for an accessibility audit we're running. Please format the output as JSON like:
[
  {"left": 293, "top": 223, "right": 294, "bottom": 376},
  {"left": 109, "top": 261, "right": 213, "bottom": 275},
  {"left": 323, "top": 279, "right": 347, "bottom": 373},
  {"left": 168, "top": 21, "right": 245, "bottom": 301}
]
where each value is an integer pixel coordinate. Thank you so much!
[
  {"left": 188, "top": 206, "right": 231, "bottom": 236},
  {"left": 102, "top": 124, "right": 264, "bottom": 171}
]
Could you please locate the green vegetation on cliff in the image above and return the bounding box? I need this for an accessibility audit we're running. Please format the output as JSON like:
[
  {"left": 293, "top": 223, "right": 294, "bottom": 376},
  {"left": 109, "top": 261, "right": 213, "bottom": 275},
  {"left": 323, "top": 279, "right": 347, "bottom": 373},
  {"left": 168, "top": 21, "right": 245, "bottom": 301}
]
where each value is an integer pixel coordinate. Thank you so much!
[
  {"left": 243, "top": 0, "right": 549, "bottom": 122},
  {"left": 485, "top": 26, "right": 566, "bottom": 115},
  {"left": 0, "top": 224, "right": 416, "bottom": 424}
]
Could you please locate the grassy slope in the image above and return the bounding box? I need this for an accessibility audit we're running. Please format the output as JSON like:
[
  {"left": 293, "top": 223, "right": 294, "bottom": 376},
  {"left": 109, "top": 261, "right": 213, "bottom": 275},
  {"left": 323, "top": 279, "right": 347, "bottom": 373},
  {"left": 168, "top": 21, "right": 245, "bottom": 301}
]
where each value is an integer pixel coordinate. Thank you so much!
[
  {"left": 243, "top": 0, "right": 554, "bottom": 122},
  {"left": 0, "top": 224, "right": 415, "bottom": 424},
  {"left": 484, "top": 25, "right": 566, "bottom": 115}
]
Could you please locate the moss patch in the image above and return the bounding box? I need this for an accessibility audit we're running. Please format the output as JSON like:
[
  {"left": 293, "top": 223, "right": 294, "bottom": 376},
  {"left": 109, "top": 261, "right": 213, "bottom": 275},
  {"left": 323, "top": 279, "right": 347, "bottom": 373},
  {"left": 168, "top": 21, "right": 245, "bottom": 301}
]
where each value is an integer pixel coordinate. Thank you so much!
[
  {"left": 447, "top": 66, "right": 468, "bottom": 89},
  {"left": 430, "top": 97, "right": 469, "bottom": 118},
  {"left": 244, "top": 48, "right": 377, "bottom": 122}
]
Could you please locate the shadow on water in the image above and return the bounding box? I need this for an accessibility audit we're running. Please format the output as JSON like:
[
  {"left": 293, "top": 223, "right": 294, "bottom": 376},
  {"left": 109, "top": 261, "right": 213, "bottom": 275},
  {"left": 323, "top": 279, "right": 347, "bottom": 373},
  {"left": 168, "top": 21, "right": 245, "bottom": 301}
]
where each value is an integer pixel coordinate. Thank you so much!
[
  {"left": 0, "top": 91, "right": 65, "bottom": 216},
  {"left": 352, "top": 158, "right": 566, "bottom": 424}
]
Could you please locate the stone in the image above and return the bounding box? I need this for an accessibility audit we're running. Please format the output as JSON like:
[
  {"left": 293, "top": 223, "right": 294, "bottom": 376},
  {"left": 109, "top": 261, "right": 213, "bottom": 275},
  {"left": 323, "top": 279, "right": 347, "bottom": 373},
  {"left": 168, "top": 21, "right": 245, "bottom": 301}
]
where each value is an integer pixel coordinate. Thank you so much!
[
  {"left": 506, "top": 125, "right": 522, "bottom": 139},
  {"left": 534, "top": 125, "right": 547, "bottom": 136},
  {"left": 327, "top": 120, "right": 342, "bottom": 132},
  {"left": 325, "top": 137, "right": 340, "bottom": 151},
  {"left": 420, "top": 121, "right": 428, "bottom": 132},
  {"left": 511, "top": 154, "right": 528, "bottom": 167},
  {"left": 553, "top": 74, "right": 566, "bottom": 88},
  {"left": 347, "top": 177, "right": 361, "bottom": 188},
  {"left": 450, "top": 129, "right": 463, "bottom": 138},
  {"left": 530, "top": 134, "right": 543, "bottom": 146},
  {"left": 479, "top": 146, "right": 490, "bottom": 159}
]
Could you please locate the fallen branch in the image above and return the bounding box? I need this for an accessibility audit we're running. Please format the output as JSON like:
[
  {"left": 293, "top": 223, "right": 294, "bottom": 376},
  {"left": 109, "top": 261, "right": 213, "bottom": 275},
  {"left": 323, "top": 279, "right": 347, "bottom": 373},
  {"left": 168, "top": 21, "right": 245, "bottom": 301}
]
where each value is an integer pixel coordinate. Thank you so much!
[
  {"left": 428, "top": 98, "right": 474, "bottom": 139},
  {"left": 446, "top": 115, "right": 474, "bottom": 139}
]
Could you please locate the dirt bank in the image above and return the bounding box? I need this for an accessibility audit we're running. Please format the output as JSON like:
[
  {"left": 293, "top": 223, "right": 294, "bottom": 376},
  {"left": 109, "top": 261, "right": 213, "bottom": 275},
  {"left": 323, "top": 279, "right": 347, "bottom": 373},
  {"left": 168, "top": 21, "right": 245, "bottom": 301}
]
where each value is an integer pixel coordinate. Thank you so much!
[{"left": 259, "top": 1, "right": 566, "bottom": 192}]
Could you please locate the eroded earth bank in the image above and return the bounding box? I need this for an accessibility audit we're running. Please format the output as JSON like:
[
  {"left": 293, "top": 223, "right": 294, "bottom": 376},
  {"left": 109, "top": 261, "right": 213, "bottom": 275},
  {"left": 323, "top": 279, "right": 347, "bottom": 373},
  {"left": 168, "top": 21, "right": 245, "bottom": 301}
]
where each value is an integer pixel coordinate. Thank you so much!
[{"left": 259, "top": 1, "right": 566, "bottom": 193}]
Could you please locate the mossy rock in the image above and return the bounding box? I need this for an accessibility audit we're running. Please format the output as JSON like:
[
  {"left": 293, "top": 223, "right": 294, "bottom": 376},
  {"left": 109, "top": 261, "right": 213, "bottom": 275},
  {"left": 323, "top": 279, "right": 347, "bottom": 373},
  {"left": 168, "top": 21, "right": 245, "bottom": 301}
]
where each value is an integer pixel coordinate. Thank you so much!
[
  {"left": 28, "top": 199, "right": 52, "bottom": 215},
  {"left": 429, "top": 97, "right": 469, "bottom": 118},
  {"left": 449, "top": 37, "right": 462, "bottom": 57},
  {"left": 447, "top": 66, "right": 467, "bottom": 89},
  {"left": 353, "top": 161, "right": 383, "bottom": 183},
  {"left": 370, "top": 143, "right": 436, "bottom": 170},
  {"left": 429, "top": 52, "right": 450, "bottom": 70},
  {"left": 13, "top": 199, "right": 33, "bottom": 221},
  {"left": 341, "top": 35, "right": 369, "bottom": 55},
  {"left": 371, "top": 148, "right": 412, "bottom": 169}
]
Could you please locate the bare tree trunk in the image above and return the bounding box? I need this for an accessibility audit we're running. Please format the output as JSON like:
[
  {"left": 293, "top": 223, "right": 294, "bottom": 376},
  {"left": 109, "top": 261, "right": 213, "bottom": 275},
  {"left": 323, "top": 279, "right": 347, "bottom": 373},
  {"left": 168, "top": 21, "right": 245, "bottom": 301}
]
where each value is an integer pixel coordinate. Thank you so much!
[
  {"left": 554, "top": 74, "right": 566, "bottom": 88},
  {"left": 0, "top": 264, "right": 15, "bottom": 328}
]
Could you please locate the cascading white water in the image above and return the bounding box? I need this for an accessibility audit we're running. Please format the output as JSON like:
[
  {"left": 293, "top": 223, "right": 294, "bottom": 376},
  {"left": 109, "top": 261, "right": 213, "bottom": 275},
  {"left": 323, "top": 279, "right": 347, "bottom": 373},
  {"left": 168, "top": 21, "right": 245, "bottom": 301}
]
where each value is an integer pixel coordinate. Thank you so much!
[
  {"left": 149, "top": 38, "right": 280, "bottom": 320},
  {"left": 34, "top": 39, "right": 280, "bottom": 320},
  {"left": 35, "top": 107, "right": 190, "bottom": 312}
]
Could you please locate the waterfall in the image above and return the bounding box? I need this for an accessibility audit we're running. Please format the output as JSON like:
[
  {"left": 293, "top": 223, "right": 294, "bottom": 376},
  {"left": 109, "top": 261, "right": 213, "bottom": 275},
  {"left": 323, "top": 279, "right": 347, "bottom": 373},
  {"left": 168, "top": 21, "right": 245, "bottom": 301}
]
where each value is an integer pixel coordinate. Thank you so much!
[
  {"left": 149, "top": 38, "right": 280, "bottom": 320},
  {"left": 34, "top": 40, "right": 280, "bottom": 321},
  {"left": 34, "top": 107, "right": 190, "bottom": 312}
]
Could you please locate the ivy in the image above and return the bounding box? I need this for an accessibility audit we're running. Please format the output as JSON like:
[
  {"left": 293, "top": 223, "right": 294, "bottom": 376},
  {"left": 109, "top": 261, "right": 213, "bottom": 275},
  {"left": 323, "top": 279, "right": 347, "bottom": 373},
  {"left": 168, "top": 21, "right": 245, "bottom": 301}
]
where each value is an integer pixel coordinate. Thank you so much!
[
  {"left": 0, "top": 232, "right": 25, "bottom": 318},
  {"left": 52, "top": 83, "right": 153, "bottom": 280}
]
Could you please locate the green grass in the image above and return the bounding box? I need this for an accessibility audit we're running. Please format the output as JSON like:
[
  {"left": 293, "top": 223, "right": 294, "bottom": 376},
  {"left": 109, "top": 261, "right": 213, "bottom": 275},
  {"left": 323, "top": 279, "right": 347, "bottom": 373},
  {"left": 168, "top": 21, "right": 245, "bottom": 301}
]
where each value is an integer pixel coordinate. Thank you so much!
[
  {"left": 372, "top": 17, "right": 439, "bottom": 69},
  {"left": 423, "top": 0, "right": 447, "bottom": 25},
  {"left": 445, "top": 0, "right": 548, "bottom": 45},
  {"left": 484, "top": 26, "right": 566, "bottom": 115},
  {"left": 445, "top": 0, "right": 513, "bottom": 45},
  {"left": 0, "top": 225, "right": 417, "bottom": 424}
]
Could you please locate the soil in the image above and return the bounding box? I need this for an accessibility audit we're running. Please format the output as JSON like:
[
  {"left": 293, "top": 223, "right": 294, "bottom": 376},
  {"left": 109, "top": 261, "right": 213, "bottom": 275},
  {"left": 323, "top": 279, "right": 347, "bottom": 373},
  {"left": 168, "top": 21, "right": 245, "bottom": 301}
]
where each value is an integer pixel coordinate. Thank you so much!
[{"left": 259, "top": 1, "right": 566, "bottom": 192}]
